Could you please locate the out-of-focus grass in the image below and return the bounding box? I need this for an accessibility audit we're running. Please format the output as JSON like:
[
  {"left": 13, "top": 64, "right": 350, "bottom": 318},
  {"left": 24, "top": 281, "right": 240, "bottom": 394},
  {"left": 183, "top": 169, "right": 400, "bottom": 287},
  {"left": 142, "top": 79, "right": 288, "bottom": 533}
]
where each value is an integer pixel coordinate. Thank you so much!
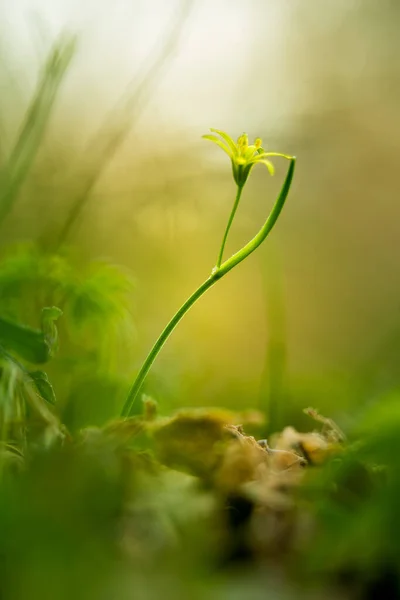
[
  {"left": 0, "top": 35, "right": 76, "bottom": 225},
  {"left": 55, "top": 0, "right": 195, "bottom": 248}
]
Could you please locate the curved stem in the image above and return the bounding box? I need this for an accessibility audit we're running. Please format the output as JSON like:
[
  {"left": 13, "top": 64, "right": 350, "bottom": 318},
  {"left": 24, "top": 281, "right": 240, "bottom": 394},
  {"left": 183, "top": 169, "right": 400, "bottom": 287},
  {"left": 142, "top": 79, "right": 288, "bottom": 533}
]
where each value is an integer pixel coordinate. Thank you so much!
[
  {"left": 218, "top": 158, "right": 295, "bottom": 277},
  {"left": 216, "top": 184, "right": 243, "bottom": 268},
  {"left": 121, "top": 275, "right": 217, "bottom": 417},
  {"left": 121, "top": 158, "right": 295, "bottom": 418}
]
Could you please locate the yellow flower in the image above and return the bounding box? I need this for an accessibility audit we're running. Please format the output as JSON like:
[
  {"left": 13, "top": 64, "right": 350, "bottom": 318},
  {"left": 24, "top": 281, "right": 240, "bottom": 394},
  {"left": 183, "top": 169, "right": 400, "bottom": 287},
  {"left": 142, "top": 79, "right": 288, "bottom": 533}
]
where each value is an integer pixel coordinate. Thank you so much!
[{"left": 203, "top": 128, "right": 291, "bottom": 187}]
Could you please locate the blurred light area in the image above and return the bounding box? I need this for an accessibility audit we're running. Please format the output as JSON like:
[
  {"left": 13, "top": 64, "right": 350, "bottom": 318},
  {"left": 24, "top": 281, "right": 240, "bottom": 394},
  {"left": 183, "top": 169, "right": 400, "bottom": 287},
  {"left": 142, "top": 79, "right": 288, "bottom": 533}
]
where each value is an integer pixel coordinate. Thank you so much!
[
  {"left": 0, "top": 0, "right": 399, "bottom": 422},
  {"left": 0, "top": 1, "right": 295, "bottom": 135}
]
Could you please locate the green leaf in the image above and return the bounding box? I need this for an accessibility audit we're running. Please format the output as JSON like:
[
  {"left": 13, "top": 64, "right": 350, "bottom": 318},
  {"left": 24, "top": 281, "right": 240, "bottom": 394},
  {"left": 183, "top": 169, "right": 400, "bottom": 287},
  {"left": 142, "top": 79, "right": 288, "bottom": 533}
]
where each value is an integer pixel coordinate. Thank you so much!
[
  {"left": 0, "top": 306, "right": 62, "bottom": 364},
  {"left": 29, "top": 370, "right": 56, "bottom": 405}
]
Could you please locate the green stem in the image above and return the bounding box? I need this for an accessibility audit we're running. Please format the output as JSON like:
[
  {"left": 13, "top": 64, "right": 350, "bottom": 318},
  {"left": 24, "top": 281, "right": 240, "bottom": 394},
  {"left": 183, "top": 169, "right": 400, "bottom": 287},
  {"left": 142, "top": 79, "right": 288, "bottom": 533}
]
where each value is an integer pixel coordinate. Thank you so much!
[
  {"left": 121, "top": 158, "right": 296, "bottom": 418},
  {"left": 121, "top": 275, "right": 216, "bottom": 417},
  {"left": 217, "top": 158, "right": 295, "bottom": 277},
  {"left": 216, "top": 184, "right": 243, "bottom": 267}
]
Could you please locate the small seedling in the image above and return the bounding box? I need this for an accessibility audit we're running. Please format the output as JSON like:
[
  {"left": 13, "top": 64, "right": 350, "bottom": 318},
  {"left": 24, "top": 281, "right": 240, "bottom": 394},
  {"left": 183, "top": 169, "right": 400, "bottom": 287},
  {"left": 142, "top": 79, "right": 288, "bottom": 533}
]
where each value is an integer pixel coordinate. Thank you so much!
[{"left": 121, "top": 129, "right": 296, "bottom": 417}]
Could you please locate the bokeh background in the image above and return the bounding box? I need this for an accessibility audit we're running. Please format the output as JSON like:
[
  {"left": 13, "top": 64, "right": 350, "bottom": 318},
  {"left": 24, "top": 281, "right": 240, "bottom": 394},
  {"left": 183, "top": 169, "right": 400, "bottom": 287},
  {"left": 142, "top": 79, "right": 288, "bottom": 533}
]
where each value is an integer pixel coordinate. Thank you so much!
[{"left": 0, "top": 0, "right": 399, "bottom": 432}]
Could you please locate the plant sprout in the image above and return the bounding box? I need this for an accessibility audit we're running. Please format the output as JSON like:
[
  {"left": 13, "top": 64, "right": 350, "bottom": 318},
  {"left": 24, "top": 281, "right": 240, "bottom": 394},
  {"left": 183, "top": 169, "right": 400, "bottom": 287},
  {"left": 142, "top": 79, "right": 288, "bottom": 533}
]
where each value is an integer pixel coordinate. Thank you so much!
[{"left": 121, "top": 129, "right": 296, "bottom": 418}]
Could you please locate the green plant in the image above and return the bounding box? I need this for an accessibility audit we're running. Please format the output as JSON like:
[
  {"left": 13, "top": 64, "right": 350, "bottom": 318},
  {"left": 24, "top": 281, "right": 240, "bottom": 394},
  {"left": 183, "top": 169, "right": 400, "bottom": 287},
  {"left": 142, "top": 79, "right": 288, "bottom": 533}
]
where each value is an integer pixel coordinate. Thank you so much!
[
  {"left": 0, "top": 245, "right": 135, "bottom": 370},
  {"left": 122, "top": 129, "right": 296, "bottom": 417},
  {"left": 0, "top": 245, "right": 136, "bottom": 432},
  {"left": 0, "top": 307, "right": 65, "bottom": 459}
]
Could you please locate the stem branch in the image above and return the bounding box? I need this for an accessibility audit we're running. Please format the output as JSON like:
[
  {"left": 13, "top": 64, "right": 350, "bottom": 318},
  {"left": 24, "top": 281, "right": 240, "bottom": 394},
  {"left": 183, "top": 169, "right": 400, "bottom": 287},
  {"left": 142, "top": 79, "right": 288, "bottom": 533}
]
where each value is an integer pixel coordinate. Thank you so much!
[{"left": 216, "top": 185, "right": 243, "bottom": 267}]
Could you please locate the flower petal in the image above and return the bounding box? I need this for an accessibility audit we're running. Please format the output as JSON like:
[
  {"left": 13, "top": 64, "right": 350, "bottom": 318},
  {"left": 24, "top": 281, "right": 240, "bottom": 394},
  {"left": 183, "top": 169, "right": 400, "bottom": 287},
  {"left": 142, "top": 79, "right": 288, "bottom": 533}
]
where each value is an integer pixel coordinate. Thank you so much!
[
  {"left": 254, "top": 159, "right": 275, "bottom": 175},
  {"left": 210, "top": 128, "right": 238, "bottom": 158},
  {"left": 256, "top": 151, "right": 293, "bottom": 160},
  {"left": 243, "top": 144, "right": 258, "bottom": 161},
  {"left": 202, "top": 134, "right": 233, "bottom": 158}
]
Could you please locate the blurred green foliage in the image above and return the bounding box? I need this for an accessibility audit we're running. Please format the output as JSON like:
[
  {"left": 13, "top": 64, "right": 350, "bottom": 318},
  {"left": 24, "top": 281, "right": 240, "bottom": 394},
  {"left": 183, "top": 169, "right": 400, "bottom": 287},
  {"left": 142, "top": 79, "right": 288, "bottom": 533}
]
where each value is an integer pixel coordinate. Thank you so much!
[{"left": 0, "top": 244, "right": 135, "bottom": 430}]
